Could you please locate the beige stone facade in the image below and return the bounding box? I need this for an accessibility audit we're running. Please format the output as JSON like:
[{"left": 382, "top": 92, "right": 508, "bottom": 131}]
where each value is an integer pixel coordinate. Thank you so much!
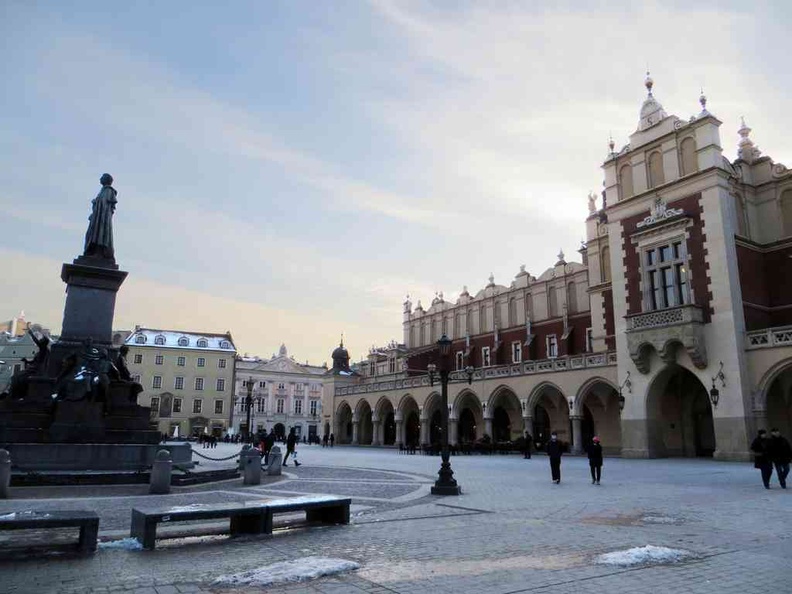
[
  {"left": 125, "top": 326, "right": 236, "bottom": 437},
  {"left": 328, "top": 77, "right": 792, "bottom": 460}
]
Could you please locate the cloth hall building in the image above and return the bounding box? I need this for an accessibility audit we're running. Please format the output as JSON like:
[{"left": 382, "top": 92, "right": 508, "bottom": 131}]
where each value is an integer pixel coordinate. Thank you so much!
[{"left": 325, "top": 77, "right": 792, "bottom": 461}]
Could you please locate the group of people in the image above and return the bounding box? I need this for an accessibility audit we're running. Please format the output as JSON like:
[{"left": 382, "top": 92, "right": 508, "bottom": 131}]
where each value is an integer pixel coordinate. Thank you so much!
[
  {"left": 531, "top": 431, "right": 604, "bottom": 485},
  {"left": 321, "top": 433, "right": 335, "bottom": 448},
  {"left": 750, "top": 428, "right": 791, "bottom": 489}
]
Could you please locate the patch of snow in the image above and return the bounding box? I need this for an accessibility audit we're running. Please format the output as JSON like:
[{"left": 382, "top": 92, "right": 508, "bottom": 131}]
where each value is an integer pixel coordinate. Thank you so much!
[
  {"left": 0, "top": 511, "right": 50, "bottom": 520},
  {"left": 0, "top": 513, "right": 16, "bottom": 520},
  {"left": 166, "top": 504, "right": 208, "bottom": 513},
  {"left": 213, "top": 557, "right": 359, "bottom": 587},
  {"left": 98, "top": 538, "right": 143, "bottom": 551},
  {"left": 596, "top": 545, "right": 692, "bottom": 566}
]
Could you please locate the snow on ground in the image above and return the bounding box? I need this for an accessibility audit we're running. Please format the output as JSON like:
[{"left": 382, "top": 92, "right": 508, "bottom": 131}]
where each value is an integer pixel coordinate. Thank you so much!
[
  {"left": 98, "top": 538, "right": 143, "bottom": 551},
  {"left": 596, "top": 545, "right": 692, "bottom": 566},
  {"left": 213, "top": 557, "right": 359, "bottom": 587},
  {"left": 641, "top": 515, "right": 679, "bottom": 524}
]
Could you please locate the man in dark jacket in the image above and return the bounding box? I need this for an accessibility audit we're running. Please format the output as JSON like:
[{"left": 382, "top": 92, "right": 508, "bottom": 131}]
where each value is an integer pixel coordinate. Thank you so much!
[
  {"left": 768, "top": 428, "right": 791, "bottom": 489},
  {"left": 282, "top": 428, "right": 301, "bottom": 467},
  {"left": 523, "top": 431, "right": 533, "bottom": 459},
  {"left": 263, "top": 429, "right": 276, "bottom": 465},
  {"left": 546, "top": 431, "right": 563, "bottom": 484},
  {"left": 750, "top": 429, "right": 773, "bottom": 489},
  {"left": 588, "top": 436, "right": 603, "bottom": 484}
]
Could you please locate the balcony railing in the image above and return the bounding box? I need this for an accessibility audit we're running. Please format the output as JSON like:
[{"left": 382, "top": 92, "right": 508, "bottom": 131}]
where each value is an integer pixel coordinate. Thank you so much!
[
  {"left": 746, "top": 326, "right": 792, "bottom": 350},
  {"left": 625, "top": 304, "right": 703, "bottom": 332},
  {"left": 334, "top": 351, "right": 617, "bottom": 396}
]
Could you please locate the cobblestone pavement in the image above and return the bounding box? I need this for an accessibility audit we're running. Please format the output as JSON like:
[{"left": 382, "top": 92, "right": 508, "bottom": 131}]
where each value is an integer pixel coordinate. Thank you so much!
[{"left": 1, "top": 444, "right": 790, "bottom": 593}]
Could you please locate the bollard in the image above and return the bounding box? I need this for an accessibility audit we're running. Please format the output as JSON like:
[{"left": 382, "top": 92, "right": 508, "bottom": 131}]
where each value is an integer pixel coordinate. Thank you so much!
[
  {"left": 0, "top": 449, "right": 10, "bottom": 499},
  {"left": 149, "top": 449, "right": 172, "bottom": 494},
  {"left": 238, "top": 444, "right": 251, "bottom": 472},
  {"left": 242, "top": 448, "right": 262, "bottom": 485},
  {"left": 266, "top": 446, "right": 282, "bottom": 476}
]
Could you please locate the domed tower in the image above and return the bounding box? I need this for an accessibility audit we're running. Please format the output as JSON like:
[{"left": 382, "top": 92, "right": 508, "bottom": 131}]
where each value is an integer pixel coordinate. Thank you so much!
[{"left": 331, "top": 338, "right": 351, "bottom": 374}]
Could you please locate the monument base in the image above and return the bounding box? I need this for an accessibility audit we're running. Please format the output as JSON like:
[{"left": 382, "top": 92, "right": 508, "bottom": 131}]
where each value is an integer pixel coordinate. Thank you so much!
[{"left": 3, "top": 442, "right": 193, "bottom": 471}]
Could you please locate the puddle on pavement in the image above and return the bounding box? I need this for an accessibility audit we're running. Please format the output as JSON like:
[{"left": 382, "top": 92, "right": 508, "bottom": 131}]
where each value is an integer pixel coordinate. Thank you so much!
[{"left": 581, "top": 512, "right": 684, "bottom": 526}]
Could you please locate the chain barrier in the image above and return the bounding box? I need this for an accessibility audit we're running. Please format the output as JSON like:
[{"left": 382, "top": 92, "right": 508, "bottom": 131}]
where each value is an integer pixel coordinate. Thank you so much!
[{"left": 190, "top": 448, "right": 245, "bottom": 462}]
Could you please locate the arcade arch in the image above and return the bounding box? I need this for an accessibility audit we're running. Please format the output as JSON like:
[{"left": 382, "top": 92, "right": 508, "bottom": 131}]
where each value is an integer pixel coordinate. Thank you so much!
[
  {"left": 454, "top": 390, "right": 483, "bottom": 444},
  {"left": 375, "top": 397, "right": 396, "bottom": 446},
  {"left": 757, "top": 360, "right": 792, "bottom": 437},
  {"left": 488, "top": 386, "right": 522, "bottom": 442},
  {"left": 398, "top": 394, "right": 421, "bottom": 448},
  {"left": 335, "top": 401, "right": 353, "bottom": 444},
  {"left": 575, "top": 378, "right": 622, "bottom": 454},
  {"left": 646, "top": 365, "right": 714, "bottom": 457},
  {"left": 529, "top": 382, "right": 570, "bottom": 449},
  {"left": 355, "top": 400, "right": 373, "bottom": 445}
]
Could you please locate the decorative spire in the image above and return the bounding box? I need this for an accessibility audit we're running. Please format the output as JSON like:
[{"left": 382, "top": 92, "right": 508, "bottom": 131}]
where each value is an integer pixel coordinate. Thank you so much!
[
  {"left": 644, "top": 71, "right": 654, "bottom": 96},
  {"left": 340, "top": 333, "right": 344, "bottom": 347},
  {"left": 699, "top": 87, "right": 707, "bottom": 114},
  {"left": 737, "top": 117, "right": 761, "bottom": 163},
  {"left": 588, "top": 191, "right": 597, "bottom": 214},
  {"left": 460, "top": 285, "right": 469, "bottom": 297},
  {"left": 638, "top": 71, "right": 667, "bottom": 131},
  {"left": 556, "top": 249, "right": 566, "bottom": 265},
  {"left": 608, "top": 133, "right": 615, "bottom": 155},
  {"left": 487, "top": 273, "right": 495, "bottom": 287}
]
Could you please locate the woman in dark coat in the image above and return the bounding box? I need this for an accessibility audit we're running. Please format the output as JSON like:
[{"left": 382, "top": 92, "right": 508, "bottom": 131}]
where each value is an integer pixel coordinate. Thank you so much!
[
  {"left": 750, "top": 429, "right": 773, "bottom": 489},
  {"left": 588, "top": 436, "right": 603, "bottom": 485}
]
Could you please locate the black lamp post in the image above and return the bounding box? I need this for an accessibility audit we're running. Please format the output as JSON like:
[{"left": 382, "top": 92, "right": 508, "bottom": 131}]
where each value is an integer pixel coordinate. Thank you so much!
[
  {"left": 618, "top": 371, "right": 631, "bottom": 412},
  {"left": 245, "top": 376, "right": 254, "bottom": 442},
  {"left": 428, "top": 334, "right": 461, "bottom": 496}
]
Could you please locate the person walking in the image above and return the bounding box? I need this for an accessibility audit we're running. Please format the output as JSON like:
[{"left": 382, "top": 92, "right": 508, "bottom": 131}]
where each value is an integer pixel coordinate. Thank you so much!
[
  {"left": 768, "top": 428, "right": 791, "bottom": 489},
  {"left": 546, "top": 431, "right": 563, "bottom": 484},
  {"left": 750, "top": 429, "right": 773, "bottom": 489},
  {"left": 588, "top": 436, "right": 603, "bottom": 485},
  {"left": 329, "top": 433, "right": 335, "bottom": 448},
  {"left": 282, "top": 428, "right": 301, "bottom": 467},
  {"left": 264, "top": 429, "right": 276, "bottom": 465},
  {"left": 523, "top": 431, "right": 533, "bottom": 459},
  {"left": 322, "top": 433, "right": 329, "bottom": 448}
]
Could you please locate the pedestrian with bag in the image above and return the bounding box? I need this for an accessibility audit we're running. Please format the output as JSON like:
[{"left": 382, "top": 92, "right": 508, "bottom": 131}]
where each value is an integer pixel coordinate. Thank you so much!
[
  {"left": 546, "top": 431, "right": 563, "bottom": 484},
  {"left": 282, "top": 427, "right": 301, "bottom": 467},
  {"left": 588, "top": 436, "right": 603, "bottom": 485},
  {"left": 750, "top": 429, "right": 773, "bottom": 489}
]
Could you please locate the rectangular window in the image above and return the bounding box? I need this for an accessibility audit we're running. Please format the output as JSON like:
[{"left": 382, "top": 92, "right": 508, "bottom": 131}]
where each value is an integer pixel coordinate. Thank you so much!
[
  {"left": 155, "top": 354, "right": 164, "bottom": 365},
  {"left": 195, "top": 377, "right": 204, "bottom": 391},
  {"left": 134, "top": 354, "right": 143, "bottom": 364},
  {"left": 643, "top": 240, "right": 690, "bottom": 311},
  {"left": 177, "top": 356, "right": 185, "bottom": 367},
  {"left": 547, "top": 335, "right": 558, "bottom": 358},
  {"left": 214, "top": 400, "right": 224, "bottom": 415},
  {"left": 193, "top": 399, "right": 202, "bottom": 414},
  {"left": 174, "top": 376, "right": 184, "bottom": 390},
  {"left": 456, "top": 351, "right": 464, "bottom": 371},
  {"left": 259, "top": 381, "right": 266, "bottom": 389},
  {"left": 256, "top": 398, "right": 266, "bottom": 413},
  {"left": 278, "top": 383, "right": 285, "bottom": 390},
  {"left": 150, "top": 396, "right": 160, "bottom": 413},
  {"left": 218, "top": 358, "right": 227, "bottom": 368},
  {"left": 277, "top": 399, "right": 284, "bottom": 414},
  {"left": 310, "top": 400, "right": 318, "bottom": 416},
  {"left": 173, "top": 398, "right": 182, "bottom": 413},
  {"left": 132, "top": 374, "right": 141, "bottom": 383},
  {"left": 389, "top": 358, "right": 396, "bottom": 374},
  {"left": 482, "top": 346, "right": 491, "bottom": 367},
  {"left": 197, "top": 357, "right": 205, "bottom": 367},
  {"left": 295, "top": 399, "right": 302, "bottom": 415},
  {"left": 152, "top": 375, "right": 162, "bottom": 389},
  {"left": 216, "top": 378, "right": 225, "bottom": 391},
  {"left": 586, "top": 328, "right": 594, "bottom": 353},
  {"left": 511, "top": 341, "right": 522, "bottom": 364}
]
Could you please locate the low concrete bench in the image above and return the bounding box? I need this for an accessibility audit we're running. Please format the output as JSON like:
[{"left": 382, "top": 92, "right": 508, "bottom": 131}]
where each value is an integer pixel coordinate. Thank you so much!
[
  {"left": 0, "top": 510, "right": 99, "bottom": 554},
  {"left": 130, "top": 502, "right": 269, "bottom": 550},
  {"left": 263, "top": 495, "right": 350, "bottom": 533}
]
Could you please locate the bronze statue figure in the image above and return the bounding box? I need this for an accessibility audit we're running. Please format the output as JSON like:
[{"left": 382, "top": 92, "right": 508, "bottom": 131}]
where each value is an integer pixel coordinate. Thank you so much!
[{"left": 83, "top": 173, "right": 117, "bottom": 260}]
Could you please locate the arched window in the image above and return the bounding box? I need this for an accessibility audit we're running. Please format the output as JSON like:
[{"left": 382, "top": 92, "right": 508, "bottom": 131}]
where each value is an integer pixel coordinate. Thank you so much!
[
  {"left": 782, "top": 190, "right": 792, "bottom": 238},
  {"left": 548, "top": 287, "right": 558, "bottom": 318},
  {"left": 601, "top": 246, "right": 612, "bottom": 283},
  {"left": 619, "top": 164, "right": 634, "bottom": 200},
  {"left": 680, "top": 137, "right": 697, "bottom": 176},
  {"left": 197, "top": 338, "right": 208, "bottom": 348},
  {"left": 134, "top": 334, "right": 146, "bottom": 344},
  {"left": 567, "top": 282, "right": 578, "bottom": 314},
  {"left": 734, "top": 194, "right": 748, "bottom": 237},
  {"left": 648, "top": 151, "right": 665, "bottom": 188},
  {"left": 178, "top": 336, "right": 189, "bottom": 347},
  {"left": 220, "top": 340, "right": 230, "bottom": 349},
  {"left": 154, "top": 335, "right": 166, "bottom": 346}
]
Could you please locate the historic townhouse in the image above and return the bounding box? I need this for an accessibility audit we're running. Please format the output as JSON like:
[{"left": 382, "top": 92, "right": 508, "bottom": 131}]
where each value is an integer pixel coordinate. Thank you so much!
[
  {"left": 125, "top": 327, "right": 237, "bottom": 437},
  {"left": 233, "top": 344, "right": 327, "bottom": 441},
  {"left": 328, "top": 76, "right": 792, "bottom": 460}
]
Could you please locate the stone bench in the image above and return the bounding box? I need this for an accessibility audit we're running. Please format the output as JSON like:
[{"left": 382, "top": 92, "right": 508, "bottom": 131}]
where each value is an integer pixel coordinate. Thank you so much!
[
  {"left": 263, "top": 495, "right": 350, "bottom": 533},
  {"left": 130, "top": 495, "right": 351, "bottom": 550},
  {"left": 130, "top": 502, "right": 269, "bottom": 550},
  {"left": 0, "top": 510, "right": 99, "bottom": 554}
]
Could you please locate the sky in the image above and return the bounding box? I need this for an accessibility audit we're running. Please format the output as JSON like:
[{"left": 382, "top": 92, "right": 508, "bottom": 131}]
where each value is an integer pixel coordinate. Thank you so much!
[{"left": 1, "top": 1, "right": 790, "bottom": 365}]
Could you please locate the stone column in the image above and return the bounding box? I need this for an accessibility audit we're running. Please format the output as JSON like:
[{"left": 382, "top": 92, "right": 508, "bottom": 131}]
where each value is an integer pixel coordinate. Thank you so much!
[
  {"left": 396, "top": 420, "right": 404, "bottom": 447},
  {"left": 352, "top": 421, "right": 359, "bottom": 445},
  {"left": 372, "top": 420, "right": 382, "bottom": 446},
  {"left": 420, "top": 415, "right": 429, "bottom": 445},
  {"left": 484, "top": 417, "right": 493, "bottom": 439},
  {"left": 449, "top": 419, "right": 458, "bottom": 446},
  {"left": 571, "top": 415, "right": 583, "bottom": 455}
]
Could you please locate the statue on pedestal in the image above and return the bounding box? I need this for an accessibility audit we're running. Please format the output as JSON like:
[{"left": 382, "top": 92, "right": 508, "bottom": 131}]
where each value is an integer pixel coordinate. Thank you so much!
[{"left": 83, "top": 173, "right": 117, "bottom": 260}]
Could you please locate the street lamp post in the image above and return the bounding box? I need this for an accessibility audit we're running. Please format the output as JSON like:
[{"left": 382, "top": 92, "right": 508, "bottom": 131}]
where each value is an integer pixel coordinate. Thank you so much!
[
  {"left": 428, "top": 334, "right": 461, "bottom": 496},
  {"left": 245, "top": 376, "right": 254, "bottom": 442}
]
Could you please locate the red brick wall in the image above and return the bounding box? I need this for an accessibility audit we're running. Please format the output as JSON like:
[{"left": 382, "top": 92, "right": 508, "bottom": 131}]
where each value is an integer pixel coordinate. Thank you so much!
[
  {"left": 737, "top": 241, "right": 792, "bottom": 330},
  {"left": 620, "top": 193, "right": 710, "bottom": 322},
  {"left": 603, "top": 289, "right": 615, "bottom": 350}
]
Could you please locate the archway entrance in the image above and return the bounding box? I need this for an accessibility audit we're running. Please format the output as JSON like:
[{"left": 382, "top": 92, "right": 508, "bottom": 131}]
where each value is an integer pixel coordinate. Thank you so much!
[
  {"left": 324, "top": 422, "right": 330, "bottom": 438},
  {"left": 533, "top": 405, "right": 550, "bottom": 450},
  {"left": 647, "top": 365, "right": 715, "bottom": 457},
  {"left": 766, "top": 364, "right": 792, "bottom": 437},
  {"left": 490, "top": 388, "right": 522, "bottom": 442},
  {"left": 455, "top": 391, "right": 483, "bottom": 444},
  {"left": 493, "top": 407, "right": 511, "bottom": 442},
  {"left": 335, "top": 403, "right": 353, "bottom": 444},
  {"left": 274, "top": 423, "right": 285, "bottom": 440},
  {"left": 376, "top": 398, "right": 397, "bottom": 445},
  {"left": 459, "top": 409, "right": 476, "bottom": 443},
  {"left": 405, "top": 411, "right": 420, "bottom": 447},
  {"left": 578, "top": 380, "right": 623, "bottom": 454},
  {"left": 430, "top": 410, "right": 442, "bottom": 445},
  {"left": 531, "top": 385, "right": 570, "bottom": 450},
  {"left": 356, "top": 401, "right": 373, "bottom": 445}
]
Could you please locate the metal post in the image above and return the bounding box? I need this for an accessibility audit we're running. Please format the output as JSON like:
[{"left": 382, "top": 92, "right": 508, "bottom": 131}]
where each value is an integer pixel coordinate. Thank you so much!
[{"left": 432, "top": 335, "right": 461, "bottom": 496}]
